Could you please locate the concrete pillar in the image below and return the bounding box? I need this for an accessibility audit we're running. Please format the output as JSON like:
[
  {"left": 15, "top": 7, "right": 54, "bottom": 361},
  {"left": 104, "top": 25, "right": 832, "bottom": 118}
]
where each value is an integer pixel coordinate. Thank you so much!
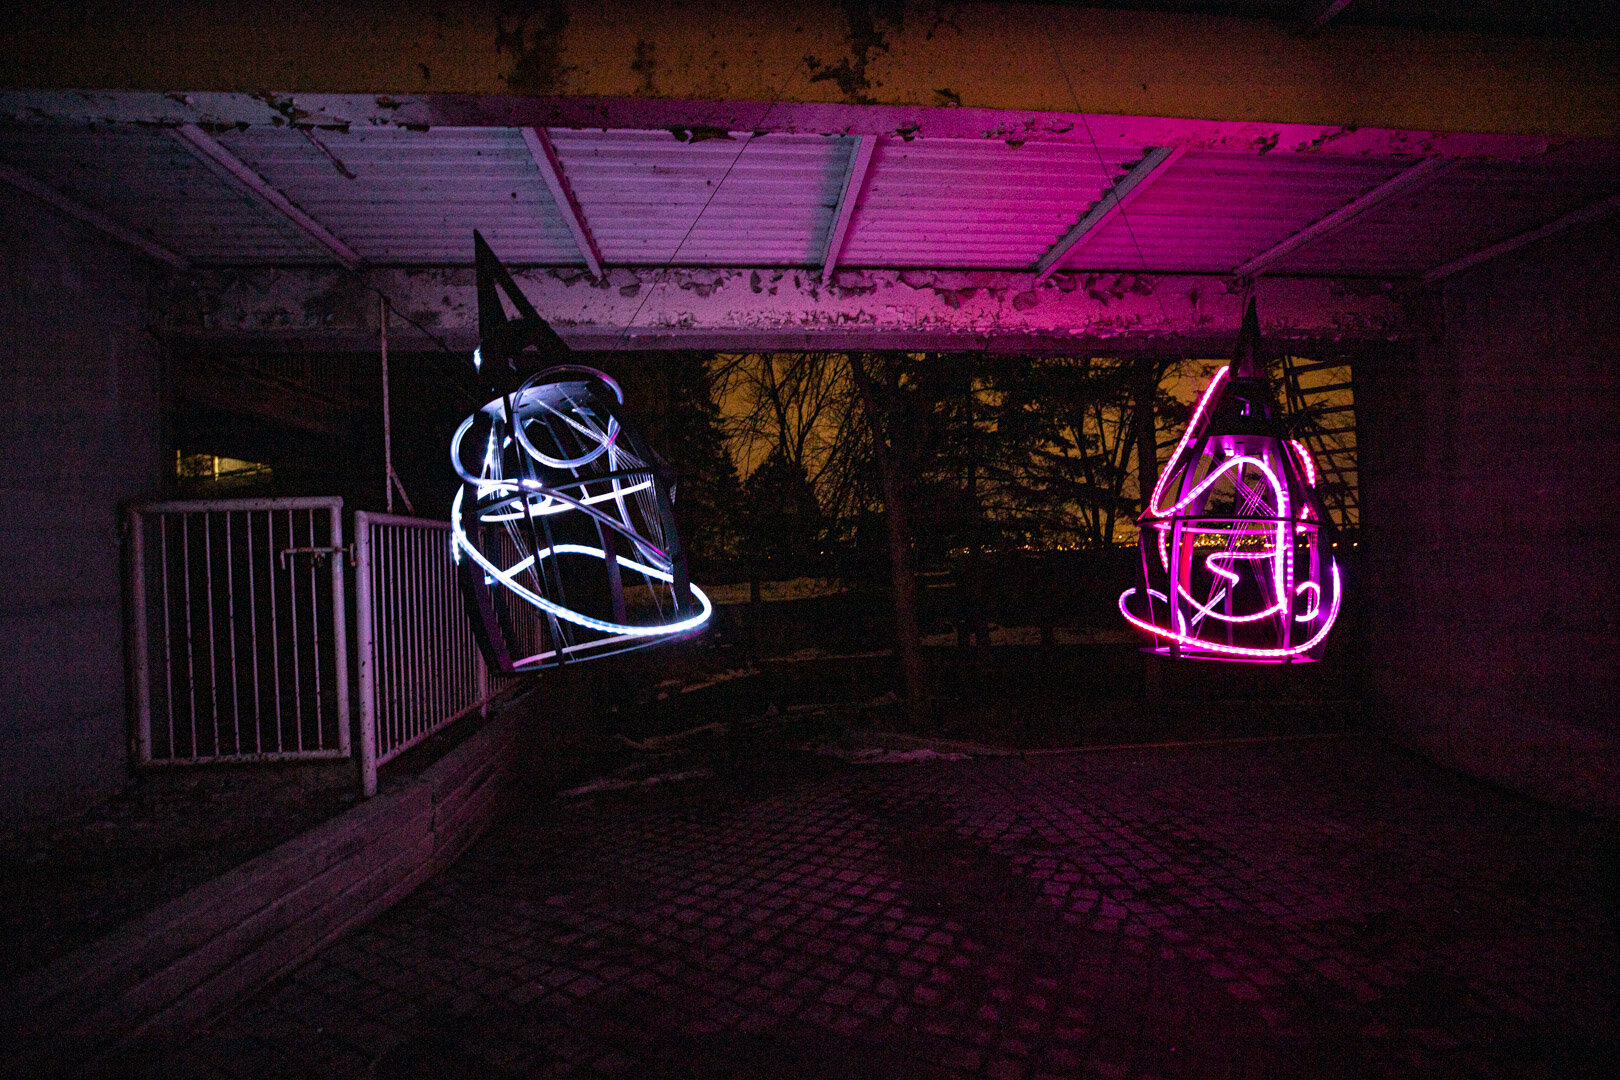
[
  {"left": 1358, "top": 217, "right": 1620, "bottom": 816},
  {"left": 0, "top": 191, "right": 166, "bottom": 821}
]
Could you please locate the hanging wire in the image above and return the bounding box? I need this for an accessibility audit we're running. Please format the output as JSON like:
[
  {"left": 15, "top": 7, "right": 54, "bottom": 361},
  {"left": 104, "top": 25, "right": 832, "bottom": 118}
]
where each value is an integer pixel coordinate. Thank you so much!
[
  {"left": 614, "top": 101, "right": 787, "bottom": 349},
  {"left": 1040, "top": 11, "right": 1176, "bottom": 330}
]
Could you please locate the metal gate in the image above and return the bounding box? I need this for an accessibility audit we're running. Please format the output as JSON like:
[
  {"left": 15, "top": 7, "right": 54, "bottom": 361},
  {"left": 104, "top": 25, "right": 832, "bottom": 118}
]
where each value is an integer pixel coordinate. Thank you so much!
[
  {"left": 127, "top": 498, "right": 350, "bottom": 763},
  {"left": 353, "top": 511, "right": 490, "bottom": 795},
  {"left": 127, "top": 499, "right": 546, "bottom": 791}
]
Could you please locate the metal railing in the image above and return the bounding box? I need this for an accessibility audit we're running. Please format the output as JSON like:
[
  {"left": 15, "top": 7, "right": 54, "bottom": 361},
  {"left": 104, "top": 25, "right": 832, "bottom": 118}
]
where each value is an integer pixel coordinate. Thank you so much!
[
  {"left": 128, "top": 500, "right": 542, "bottom": 794},
  {"left": 484, "top": 525, "right": 547, "bottom": 666},
  {"left": 353, "top": 511, "right": 494, "bottom": 796},
  {"left": 128, "top": 498, "right": 351, "bottom": 764}
]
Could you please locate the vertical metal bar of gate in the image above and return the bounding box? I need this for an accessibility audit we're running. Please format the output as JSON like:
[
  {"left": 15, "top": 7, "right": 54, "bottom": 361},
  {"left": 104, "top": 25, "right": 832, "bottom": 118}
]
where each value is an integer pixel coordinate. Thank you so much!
[
  {"left": 287, "top": 509, "right": 303, "bottom": 753},
  {"left": 128, "top": 509, "right": 153, "bottom": 763},
  {"left": 354, "top": 514, "right": 379, "bottom": 795},
  {"left": 128, "top": 498, "right": 524, "bottom": 792},
  {"left": 328, "top": 501, "right": 352, "bottom": 759},
  {"left": 127, "top": 497, "right": 350, "bottom": 764}
]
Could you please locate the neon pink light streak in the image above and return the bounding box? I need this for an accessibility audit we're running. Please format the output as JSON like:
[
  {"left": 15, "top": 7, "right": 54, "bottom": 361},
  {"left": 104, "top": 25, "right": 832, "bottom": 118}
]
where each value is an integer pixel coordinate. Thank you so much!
[
  {"left": 1294, "top": 580, "right": 1321, "bottom": 622},
  {"left": 1148, "top": 365, "right": 1229, "bottom": 516},
  {"left": 1153, "top": 455, "right": 1290, "bottom": 611},
  {"left": 1289, "top": 438, "right": 1317, "bottom": 487},
  {"left": 1178, "top": 550, "right": 1287, "bottom": 624},
  {"left": 1127, "top": 362, "right": 1338, "bottom": 660},
  {"left": 1155, "top": 452, "right": 1280, "bottom": 520},
  {"left": 1118, "top": 561, "right": 1342, "bottom": 660}
]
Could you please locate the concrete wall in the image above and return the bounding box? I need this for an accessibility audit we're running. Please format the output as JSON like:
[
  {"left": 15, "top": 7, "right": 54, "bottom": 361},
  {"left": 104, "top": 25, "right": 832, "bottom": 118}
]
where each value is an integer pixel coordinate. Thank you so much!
[
  {"left": 0, "top": 192, "right": 165, "bottom": 821},
  {"left": 1358, "top": 217, "right": 1620, "bottom": 817},
  {"left": 7, "top": 2, "right": 1620, "bottom": 139}
]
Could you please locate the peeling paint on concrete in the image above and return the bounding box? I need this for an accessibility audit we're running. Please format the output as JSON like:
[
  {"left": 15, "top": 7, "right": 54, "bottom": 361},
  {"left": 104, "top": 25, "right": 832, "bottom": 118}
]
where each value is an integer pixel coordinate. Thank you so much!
[
  {"left": 5, "top": 2, "right": 1618, "bottom": 140},
  {"left": 3, "top": 92, "right": 1592, "bottom": 167},
  {"left": 163, "top": 265, "right": 1411, "bottom": 353},
  {"left": 496, "top": 2, "right": 574, "bottom": 96},
  {"left": 802, "top": 0, "right": 906, "bottom": 106}
]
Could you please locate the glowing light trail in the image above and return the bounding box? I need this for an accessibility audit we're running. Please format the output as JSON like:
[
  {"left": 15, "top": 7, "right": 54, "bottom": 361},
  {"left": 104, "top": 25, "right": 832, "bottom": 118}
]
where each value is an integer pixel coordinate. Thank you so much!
[
  {"left": 1119, "top": 563, "right": 1342, "bottom": 660},
  {"left": 1148, "top": 364, "right": 1230, "bottom": 515},
  {"left": 450, "top": 491, "right": 712, "bottom": 637},
  {"left": 1289, "top": 438, "right": 1318, "bottom": 487},
  {"left": 450, "top": 365, "right": 709, "bottom": 672},
  {"left": 453, "top": 231, "right": 707, "bottom": 674},
  {"left": 1119, "top": 302, "right": 1343, "bottom": 663}
]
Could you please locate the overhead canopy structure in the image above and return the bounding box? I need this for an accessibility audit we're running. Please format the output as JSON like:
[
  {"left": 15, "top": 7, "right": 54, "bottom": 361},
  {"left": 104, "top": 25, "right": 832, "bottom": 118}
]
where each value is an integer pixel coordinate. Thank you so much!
[
  {"left": 3, "top": 1, "right": 1618, "bottom": 353},
  {"left": 3, "top": 1, "right": 1619, "bottom": 824}
]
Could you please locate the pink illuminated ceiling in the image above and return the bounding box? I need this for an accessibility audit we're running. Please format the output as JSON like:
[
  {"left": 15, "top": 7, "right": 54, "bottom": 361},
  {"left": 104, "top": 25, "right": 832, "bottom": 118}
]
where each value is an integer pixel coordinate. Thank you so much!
[{"left": 0, "top": 92, "right": 1616, "bottom": 282}]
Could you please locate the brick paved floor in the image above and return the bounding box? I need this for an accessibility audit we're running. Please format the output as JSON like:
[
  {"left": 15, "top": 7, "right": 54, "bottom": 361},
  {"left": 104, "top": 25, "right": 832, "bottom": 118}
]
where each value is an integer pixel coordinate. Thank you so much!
[{"left": 158, "top": 737, "right": 1618, "bottom": 1079}]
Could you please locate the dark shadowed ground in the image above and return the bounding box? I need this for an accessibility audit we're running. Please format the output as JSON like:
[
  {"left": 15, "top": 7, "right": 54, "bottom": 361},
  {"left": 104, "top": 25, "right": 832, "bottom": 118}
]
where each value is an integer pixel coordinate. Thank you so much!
[
  {"left": 149, "top": 731, "right": 1617, "bottom": 1080},
  {"left": 0, "top": 763, "right": 357, "bottom": 982}
]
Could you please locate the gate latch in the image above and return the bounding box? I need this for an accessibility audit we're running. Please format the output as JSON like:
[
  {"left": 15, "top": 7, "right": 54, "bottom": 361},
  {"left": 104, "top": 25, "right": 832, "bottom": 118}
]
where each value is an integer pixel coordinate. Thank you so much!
[{"left": 279, "top": 544, "right": 355, "bottom": 568}]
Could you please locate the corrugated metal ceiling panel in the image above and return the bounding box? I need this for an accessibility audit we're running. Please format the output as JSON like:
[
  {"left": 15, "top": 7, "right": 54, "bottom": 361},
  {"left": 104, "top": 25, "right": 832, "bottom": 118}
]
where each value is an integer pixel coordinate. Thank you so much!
[
  {"left": 1274, "top": 160, "right": 1620, "bottom": 275},
  {"left": 0, "top": 123, "right": 327, "bottom": 263},
  {"left": 1066, "top": 151, "right": 1409, "bottom": 273},
  {"left": 215, "top": 126, "right": 581, "bottom": 265},
  {"left": 548, "top": 129, "right": 847, "bottom": 266},
  {"left": 4, "top": 120, "right": 1618, "bottom": 281},
  {"left": 840, "top": 139, "right": 1145, "bottom": 269}
]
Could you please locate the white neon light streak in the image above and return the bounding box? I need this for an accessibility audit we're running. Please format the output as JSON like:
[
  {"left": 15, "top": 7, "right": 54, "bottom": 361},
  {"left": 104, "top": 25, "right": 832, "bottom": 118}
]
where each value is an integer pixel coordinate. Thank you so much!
[
  {"left": 452, "top": 365, "right": 709, "bottom": 670},
  {"left": 451, "top": 488, "right": 711, "bottom": 638},
  {"left": 480, "top": 479, "right": 653, "bottom": 522}
]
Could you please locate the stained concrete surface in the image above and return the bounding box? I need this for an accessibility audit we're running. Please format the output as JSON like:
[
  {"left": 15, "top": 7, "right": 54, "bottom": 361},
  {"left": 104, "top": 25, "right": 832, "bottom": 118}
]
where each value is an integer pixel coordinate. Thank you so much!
[
  {"left": 154, "top": 736, "right": 1617, "bottom": 1079},
  {"left": 1357, "top": 217, "right": 1620, "bottom": 818},
  {"left": 0, "top": 762, "right": 355, "bottom": 983},
  {"left": 0, "top": 191, "right": 164, "bottom": 821}
]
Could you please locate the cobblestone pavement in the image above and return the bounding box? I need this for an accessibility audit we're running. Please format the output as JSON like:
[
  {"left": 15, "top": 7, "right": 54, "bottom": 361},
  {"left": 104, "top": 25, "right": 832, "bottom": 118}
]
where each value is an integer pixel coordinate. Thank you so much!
[{"left": 161, "top": 737, "right": 1618, "bottom": 1079}]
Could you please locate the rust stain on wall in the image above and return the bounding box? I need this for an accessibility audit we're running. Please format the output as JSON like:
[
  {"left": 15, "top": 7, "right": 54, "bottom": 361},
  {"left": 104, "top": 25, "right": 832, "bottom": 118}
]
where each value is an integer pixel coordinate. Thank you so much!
[
  {"left": 631, "top": 38, "right": 658, "bottom": 96},
  {"left": 803, "top": 0, "right": 906, "bottom": 105},
  {"left": 497, "top": 1, "right": 573, "bottom": 96}
]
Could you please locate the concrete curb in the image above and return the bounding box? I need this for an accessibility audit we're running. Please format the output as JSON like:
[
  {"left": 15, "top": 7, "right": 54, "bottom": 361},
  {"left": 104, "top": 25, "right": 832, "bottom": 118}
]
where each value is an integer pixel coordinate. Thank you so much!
[
  {"left": 852, "top": 728, "right": 1355, "bottom": 758},
  {"left": 0, "top": 708, "right": 525, "bottom": 1078}
]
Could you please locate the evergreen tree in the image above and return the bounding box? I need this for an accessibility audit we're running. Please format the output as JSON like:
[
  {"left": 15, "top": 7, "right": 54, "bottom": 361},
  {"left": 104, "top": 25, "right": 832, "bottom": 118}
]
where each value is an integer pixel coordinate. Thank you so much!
[
  {"left": 740, "top": 447, "right": 826, "bottom": 576},
  {"left": 623, "top": 352, "right": 744, "bottom": 577}
]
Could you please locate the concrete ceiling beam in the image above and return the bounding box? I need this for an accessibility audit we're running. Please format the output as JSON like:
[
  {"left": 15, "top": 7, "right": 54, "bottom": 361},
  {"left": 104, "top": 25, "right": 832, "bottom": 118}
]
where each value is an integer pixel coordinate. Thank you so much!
[
  {"left": 4, "top": 93, "right": 1602, "bottom": 166},
  {"left": 1034, "top": 146, "right": 1184, "bottom": 284},
  {"left": 1233, "top": 157, "right": 1454, "bottom": 279},
  {"left": 820, "top": 135, "right": 877, "bottom": 286},
  {"left": 4, "top": 1, "right": 1618, "bottom": 139},
  {"left": 1303, "top": 1, "right": 1356, "bottom": 36},
  {"left": 523, "top": 127, "right": 604, "bottom": 281},
  {"left": 160, "top": 265, "right": 1411, "bottom": 355},
  {"left": 1423, "top": 191, "right": 1620, "bottom": 285}
]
